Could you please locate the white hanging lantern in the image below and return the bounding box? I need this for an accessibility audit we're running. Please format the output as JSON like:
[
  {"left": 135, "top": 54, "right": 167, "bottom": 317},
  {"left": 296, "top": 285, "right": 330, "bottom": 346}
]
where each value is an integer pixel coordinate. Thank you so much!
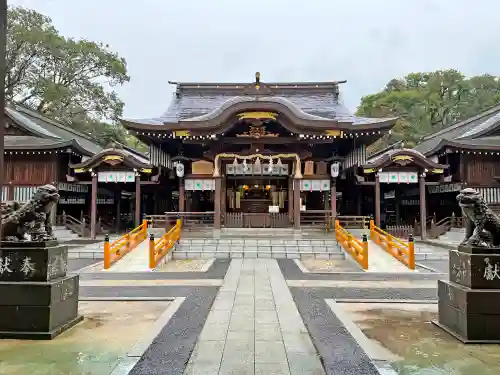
[
  {"left": 330, "top": 162, "right": 340, "bottom": 178},
  {"left": 176, "top": 163, "right": 185, "bottom": 177}
]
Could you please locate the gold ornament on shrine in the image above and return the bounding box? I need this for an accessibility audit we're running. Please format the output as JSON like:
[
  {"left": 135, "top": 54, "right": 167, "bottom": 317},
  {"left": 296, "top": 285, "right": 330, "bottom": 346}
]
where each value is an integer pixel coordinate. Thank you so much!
[{"left": 236, "top": 125, "right": 279, "bottom": 139}]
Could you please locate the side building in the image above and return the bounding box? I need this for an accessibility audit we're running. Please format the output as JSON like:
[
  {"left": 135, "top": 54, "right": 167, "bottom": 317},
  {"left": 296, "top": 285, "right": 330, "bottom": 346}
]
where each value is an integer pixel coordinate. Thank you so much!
[
  {"left": 414, "top": 103, "right": 500, "bottom": 214},
  {"left": 3, "top": 105, "right": 153, "bottom": 238}
]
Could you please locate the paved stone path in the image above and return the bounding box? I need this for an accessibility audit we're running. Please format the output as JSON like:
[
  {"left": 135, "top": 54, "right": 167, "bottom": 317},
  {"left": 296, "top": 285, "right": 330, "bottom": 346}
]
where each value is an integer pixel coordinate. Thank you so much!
[
  {"left": 366, "top": 240, "right": 411, "bottom": 273},
  {"left": 109, "top": 240, "right": 151, "bottom": 272},
  {"left": 184, "top": 259, "right": 324, "bottom": 375}
]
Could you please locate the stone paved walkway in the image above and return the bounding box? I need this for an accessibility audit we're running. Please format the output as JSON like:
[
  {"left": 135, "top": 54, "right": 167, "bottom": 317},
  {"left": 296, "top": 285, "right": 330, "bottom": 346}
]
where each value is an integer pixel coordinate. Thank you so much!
[
  {"left": 109, "top": 240, "right": 151, "bottom": 272},
  {"left": 367, "top": 240, "right": 412, "bottom": 273},
  {"left": 184, "top": 259, "right": 324, "bottom": 375}
]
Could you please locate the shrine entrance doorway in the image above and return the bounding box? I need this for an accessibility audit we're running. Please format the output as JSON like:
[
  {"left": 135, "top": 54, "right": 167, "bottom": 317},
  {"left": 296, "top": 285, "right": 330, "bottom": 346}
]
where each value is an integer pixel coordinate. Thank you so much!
[{"left": 224, "top": 176, "right": 291, "bottom": 228}]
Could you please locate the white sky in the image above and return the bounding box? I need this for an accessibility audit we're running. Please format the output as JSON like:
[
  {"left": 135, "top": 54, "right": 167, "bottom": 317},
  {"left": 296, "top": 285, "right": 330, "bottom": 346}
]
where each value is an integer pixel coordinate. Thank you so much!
[{"left": 10, "top": 0, "right": 500, "bottom": 119}]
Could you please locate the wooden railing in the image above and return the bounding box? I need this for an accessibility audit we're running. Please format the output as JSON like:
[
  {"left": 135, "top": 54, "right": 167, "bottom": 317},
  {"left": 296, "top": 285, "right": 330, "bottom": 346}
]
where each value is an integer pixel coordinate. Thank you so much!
[
  {"left": 225, "top": 212, "right": 290, "bottom": 228},
  {"left": 336, "top": 216, "right": 371, "bottom": 229},
  {"left": 300, "top": 210, "right": 332, "bottom": 229},
  {"left": 149, "top": 219, "right": 181, "bottom": 269},
  {"left": 144, "top": 212, "right": 214, "bottom": 231},
  {"left": 429, "top": 214, "right": 464, "bottom": 239},
  {"left": 60, "top": 212, "right": 88, "bottom": 237},
  {"left": 369, "top": 220, "right": 415, "bottom": 270},
  {"left": 386, "top": 224, "right": 414, "bottom": 240},
  {"left": 103, "top": 219, "right": 148, "bottom": 269},
  {"left": 335, "top": 220, "right": 368, "bottom": 270}
]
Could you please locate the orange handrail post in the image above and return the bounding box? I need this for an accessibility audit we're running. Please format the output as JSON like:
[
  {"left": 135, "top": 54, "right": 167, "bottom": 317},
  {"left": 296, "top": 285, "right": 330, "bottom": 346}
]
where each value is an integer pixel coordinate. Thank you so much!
[
  {"left": 149, "top": 233, "right": 156, "bottom": 269},
  {"left": 408, "top": 234, "right": 415, "bottom": 270},
  {"left": 370, "top": 219, "right": 375, "bottom": 240},
  {"left": 361, "top": 234, "right": 369, "bottom": 269},
  {"left": 103, "top": 234, "right": 110, "bottom": 269}
]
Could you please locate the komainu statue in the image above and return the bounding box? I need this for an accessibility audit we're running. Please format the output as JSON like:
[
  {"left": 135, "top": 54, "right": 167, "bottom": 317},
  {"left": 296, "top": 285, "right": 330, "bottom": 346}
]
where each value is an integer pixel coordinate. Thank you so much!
[
  {"left": 1, "top": 184, "right": 60, "bottom": 241},
  {"left": 457, "top": 188, "right": 500, "bottom": 247}
]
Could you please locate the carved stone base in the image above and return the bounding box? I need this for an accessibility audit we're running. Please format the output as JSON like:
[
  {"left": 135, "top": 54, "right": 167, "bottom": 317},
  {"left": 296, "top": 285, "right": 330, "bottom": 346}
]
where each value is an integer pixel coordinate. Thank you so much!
[
  {"left": 0, "top": 241, "right": 81, "bottom": 340},
  {"left": 449, "top": 246, "right": 500, "bottom": 289},
  {"left": 0, "top": 241, "right": 68, "bottom": 282},
  {"left": 0, "top": 275, "right": 82, "bottom": 339},
  {"left": 435, "top": 279, "right": 500, "bottom": 343}
]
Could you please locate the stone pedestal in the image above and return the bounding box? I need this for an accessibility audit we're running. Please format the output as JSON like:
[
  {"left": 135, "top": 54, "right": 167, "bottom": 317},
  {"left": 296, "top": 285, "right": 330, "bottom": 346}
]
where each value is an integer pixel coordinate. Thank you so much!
[
  {"left": 0, "top": 241, "right": 82, "bottom": 339},
  {"left": 433, "top": 245, "right": 500, "bottom": 343}
]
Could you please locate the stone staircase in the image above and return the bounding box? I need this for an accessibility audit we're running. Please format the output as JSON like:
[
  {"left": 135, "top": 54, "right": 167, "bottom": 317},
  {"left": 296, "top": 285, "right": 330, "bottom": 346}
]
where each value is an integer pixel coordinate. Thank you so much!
[
  {"left": 436, "top": 227, "right": 465, "bottom": 246},
  {"left": 173, "top": 233, "right": 345, "bottom": 260},
  {"left": 54, "top": 226, "right": 81, "bottom": 242}
]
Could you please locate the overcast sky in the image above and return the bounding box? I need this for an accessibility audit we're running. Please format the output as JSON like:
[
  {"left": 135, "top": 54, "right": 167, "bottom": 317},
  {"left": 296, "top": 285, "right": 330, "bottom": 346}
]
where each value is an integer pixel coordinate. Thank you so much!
[{"left": 10, "top": 0, "right": 500, "bottom": 119}]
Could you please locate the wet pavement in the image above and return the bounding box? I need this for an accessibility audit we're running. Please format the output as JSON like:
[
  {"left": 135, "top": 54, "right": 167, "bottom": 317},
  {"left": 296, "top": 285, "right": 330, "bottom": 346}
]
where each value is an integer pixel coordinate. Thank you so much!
[
  {"left": 0, "top": 301, "right": 170, "bottom": 375},
  {"left": 8, "top": 246, "right": 500, "bottom": 375},
  {"left": 341, "top": 303, "right": 500, "bottom": 375}
]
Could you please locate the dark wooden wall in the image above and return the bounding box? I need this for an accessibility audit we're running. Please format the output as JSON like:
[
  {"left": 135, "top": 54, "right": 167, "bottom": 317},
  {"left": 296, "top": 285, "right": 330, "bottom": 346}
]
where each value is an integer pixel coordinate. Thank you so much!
[
  {"left": 4, "top": 154, "right": 59, "bottom": 185},
  {"left": 463, "top": 154, "right": 500, "bottom": 186}
]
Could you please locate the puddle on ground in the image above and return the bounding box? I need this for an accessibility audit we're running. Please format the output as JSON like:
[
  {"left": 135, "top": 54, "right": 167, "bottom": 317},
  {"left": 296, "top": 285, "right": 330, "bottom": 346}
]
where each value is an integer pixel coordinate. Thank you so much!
[
  {"left": 341, "top": 303, "right": 500, "bottom": 374},
  {"left": 0, "top": 301, "right": 170, "bottom": 375},
  {"left": 157, "top": 259, "right": 209, "bottom": 272},
  {"left": 301, "top": 258, "right": 360, "bottom": 272}
]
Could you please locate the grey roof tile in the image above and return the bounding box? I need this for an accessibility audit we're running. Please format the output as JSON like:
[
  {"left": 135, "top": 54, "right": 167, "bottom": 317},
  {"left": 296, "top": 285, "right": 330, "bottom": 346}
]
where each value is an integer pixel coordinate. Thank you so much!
[
  {"left": 5, "top": 135, "right": 67, "bottom": 148},
  {"left": 7, "top": 105, "right": 102, "bottom": 155},
  {"left": 123, "top": 86, "right": 395, "bottom": 126},
  {"left": 414, "top": 104, "right": 500, "bottom": 155}
]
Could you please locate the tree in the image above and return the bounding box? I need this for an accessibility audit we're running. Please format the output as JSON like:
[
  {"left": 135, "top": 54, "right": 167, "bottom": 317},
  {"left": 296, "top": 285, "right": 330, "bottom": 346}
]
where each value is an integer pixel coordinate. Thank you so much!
[
  {"left": 357, "top": 70, "right": 500, "bottom": 153},
  {"left": 5, "top": 6, "right": 136, "bottom": 148}
]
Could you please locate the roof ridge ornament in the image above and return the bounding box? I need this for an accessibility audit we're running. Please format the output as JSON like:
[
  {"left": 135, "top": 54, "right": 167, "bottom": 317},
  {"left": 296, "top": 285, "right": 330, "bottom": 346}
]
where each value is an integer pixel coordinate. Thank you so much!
[{"left": 243, "top": 72, "right": 273, "bottom": 96}]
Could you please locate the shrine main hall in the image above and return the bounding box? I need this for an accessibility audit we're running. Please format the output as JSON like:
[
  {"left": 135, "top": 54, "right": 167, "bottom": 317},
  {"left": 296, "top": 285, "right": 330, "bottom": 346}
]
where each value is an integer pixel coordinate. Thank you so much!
[{"left": 106, "top": 73, "right": 448, "bottom": 230}]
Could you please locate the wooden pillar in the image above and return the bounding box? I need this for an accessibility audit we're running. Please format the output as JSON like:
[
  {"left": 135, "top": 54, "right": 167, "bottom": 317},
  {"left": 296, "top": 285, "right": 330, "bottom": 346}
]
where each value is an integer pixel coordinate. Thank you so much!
[
  {"left": 90, "top": 173, "right": 98, "bottom": 239},
  {"left": 395, "top": 187, "right": 400, "bottom": 226},
  {"left": 356, "top": 186, "right": 362, "bottom": 216},
  {"left": 331, "top": 181, "right": 337, "bottom": 219},
  {"left": 214, "top": 177, "right": 221, "bottom": 229},
  {"left": 288, "top": 177, "right": 294, "bottom": 221},
  {"left": 419, "top": 174, "right": 427, "bottom": 240},
  {"left": 115, "top": 187, "right": 121, "bottom": 232},
  {"left": 135, "top": 176, "right": 141, "bottom": 227},
  {"left": 179, "top": 178, "right": 185, "bottom": 212},
  {"left": 293, "top": 179, "right": 301, "bottom": 229},
  {"left": 374, "top": 174, "right": 381, "bottom": 227},
  {"left": 221, "top": 177, "right": 226, "bottom": 222}
]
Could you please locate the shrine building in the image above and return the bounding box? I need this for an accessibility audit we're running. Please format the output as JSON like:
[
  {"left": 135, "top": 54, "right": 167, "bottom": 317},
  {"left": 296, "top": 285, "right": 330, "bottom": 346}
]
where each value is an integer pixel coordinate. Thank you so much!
[{"left": 119, "top": 73, "right": 400, "bottom": 230}]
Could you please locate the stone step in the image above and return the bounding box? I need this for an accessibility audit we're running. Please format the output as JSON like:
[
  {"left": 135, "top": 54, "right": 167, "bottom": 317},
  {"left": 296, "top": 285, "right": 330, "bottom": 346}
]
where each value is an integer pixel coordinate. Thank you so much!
[
  {"left": 176, "top": 245, "right": 342, "bottom": 253},
  {"left": 172, "top": 251, "right": 344, "bottom": 260},
  {"left": 178, "top": 239, "right": 338, "bottom": 246}
]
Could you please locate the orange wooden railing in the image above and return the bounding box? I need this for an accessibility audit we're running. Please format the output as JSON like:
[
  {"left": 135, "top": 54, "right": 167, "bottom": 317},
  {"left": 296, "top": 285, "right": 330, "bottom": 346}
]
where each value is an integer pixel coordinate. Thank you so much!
[
  {"left": 103, "top": 219, "right": 148, "bottom": 269},
  {"left": 335, "top": 220, "right": 369, "bottom": 270},
  {"left": 369, "top": 220, "right": 415, "bottom": 270},
  {"left": 149, "top": 218, "right": 182, "bottom": 269}
]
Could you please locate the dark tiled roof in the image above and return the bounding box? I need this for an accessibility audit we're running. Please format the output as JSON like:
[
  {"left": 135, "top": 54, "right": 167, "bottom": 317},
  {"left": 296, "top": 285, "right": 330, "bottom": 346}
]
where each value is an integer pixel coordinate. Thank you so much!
[
  {"left": 6, "top": 105, "right": 103, "bottom": 155},
  {"left": 5, "top": 135, "right": 69, "bottom": 148},
  {"left": 414, "top": 104, "right": 500, "bottom": 155},
  {"left": 123, "top": 82, "right": 395, "bottom": 127}
]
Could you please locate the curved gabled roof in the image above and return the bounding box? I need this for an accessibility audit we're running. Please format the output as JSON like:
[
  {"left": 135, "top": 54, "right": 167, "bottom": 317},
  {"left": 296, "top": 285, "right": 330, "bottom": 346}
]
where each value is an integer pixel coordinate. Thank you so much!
[
  {"left": 69, "top": 148, "right": 152, "bottom": 171},
  {"left": 5, "top": 105, "right": 102, "bottom": 156},
  {"left": 121, "top": 79, "right": 397, "bottom": 132},
  {"left": 414, "top": 103, "right": 500, "bottom": 155},
  {"left": 363, "top": 148, "right": 448, "bottom": 171}
]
